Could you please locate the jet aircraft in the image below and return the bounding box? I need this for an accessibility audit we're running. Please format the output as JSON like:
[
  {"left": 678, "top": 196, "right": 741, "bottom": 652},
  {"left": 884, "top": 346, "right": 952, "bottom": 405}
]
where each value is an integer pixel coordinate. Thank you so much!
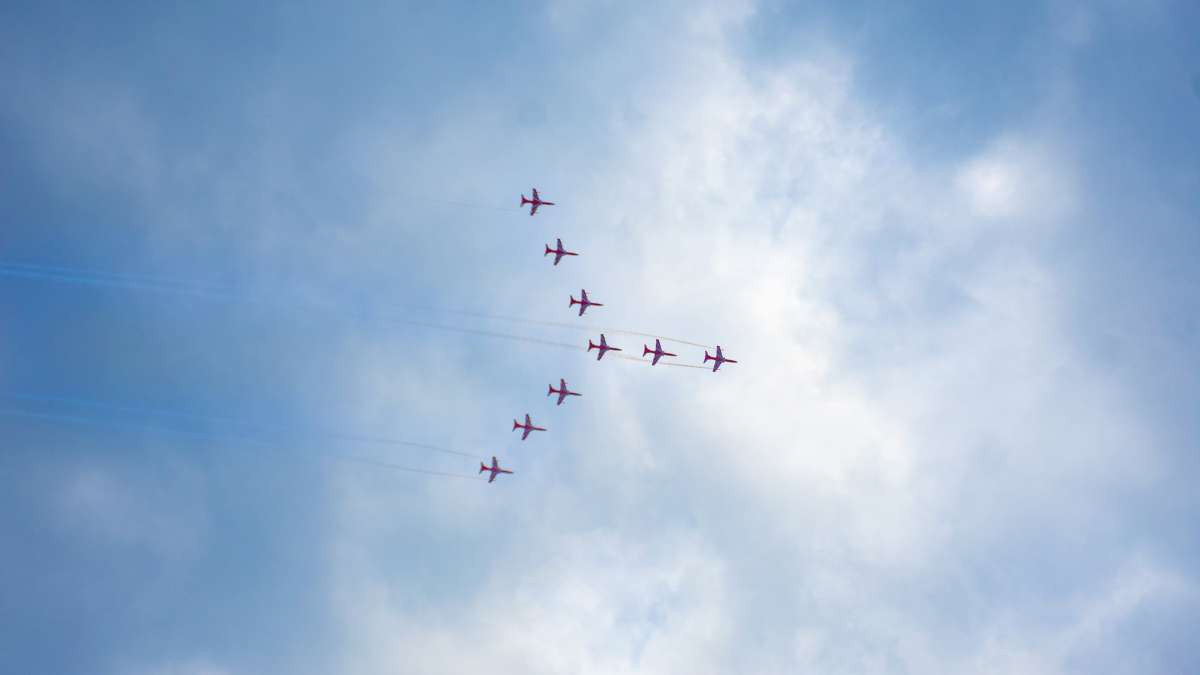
[
  {"left": 512, "top": 413, "right": 546, "bottom": 440},
  {"left": 642, "top": 338, "right": 678, "bottom": 366},
  {"left": 547, "top": 379, "right": 581, "bottom": 405},
  {"left": 520, "top": 188, "right": 555, "bottom": 216},
  {"left": 703, "top": 345, "right": 738, "bottom": 372},
  {"left": 587, "top": 333, "right": 622, "bottom": 361},
  {"left": 569, "top": 289, "right": 603, "bottom": 316},
  {"left": 480, "top": 456, "right": 514, "bottom": 483},
  {"left": 544, "top": 238, "right": 578, "bottom": 266}
]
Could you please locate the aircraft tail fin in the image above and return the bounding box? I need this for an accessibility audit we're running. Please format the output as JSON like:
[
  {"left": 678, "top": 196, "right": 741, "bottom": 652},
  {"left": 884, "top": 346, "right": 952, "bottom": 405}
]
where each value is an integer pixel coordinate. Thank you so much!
[
  {"left": 479, "top": 462, "right": 487, "bottom": 473},
  {"left": 547, "top": 385, "right": 554, "bottom": 396}
]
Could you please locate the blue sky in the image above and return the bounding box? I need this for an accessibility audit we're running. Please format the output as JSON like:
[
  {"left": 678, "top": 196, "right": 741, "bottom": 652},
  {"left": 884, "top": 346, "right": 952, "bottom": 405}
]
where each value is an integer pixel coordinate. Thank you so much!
[{"left": 2, "top": 1, "right": 1198, "bottom": 673}]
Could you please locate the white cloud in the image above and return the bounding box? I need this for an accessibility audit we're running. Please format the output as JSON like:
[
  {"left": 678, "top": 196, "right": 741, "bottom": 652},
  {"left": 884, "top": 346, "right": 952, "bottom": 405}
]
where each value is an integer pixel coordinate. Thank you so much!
[
  {"left": 315, "top": 4, "right": 1196, "bottom": 673},
  {"left": 0, "top": 71, "right": 163, "bottom": 197},
  {"left": 333, "top": 530, "right": 730, "bottom": 675},
  {"left": 121, "top": 659, "right": 233, "bottom": 675},
  {"left": 7, "top": 2, "right": 1180, "bottom": 672},
  {"left": 54, "top": 460, "right": 207, "bottom": 559},
  {"left": 954, "top": 135, "right": 1078, "bottom": 224}
]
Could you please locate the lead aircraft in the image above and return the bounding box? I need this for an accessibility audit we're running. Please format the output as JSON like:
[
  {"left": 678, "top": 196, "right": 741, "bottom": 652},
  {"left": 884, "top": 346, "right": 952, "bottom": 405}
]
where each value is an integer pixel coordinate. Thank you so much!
[{"left": 480, "top": 456, "right": 513, "bottom": 483}]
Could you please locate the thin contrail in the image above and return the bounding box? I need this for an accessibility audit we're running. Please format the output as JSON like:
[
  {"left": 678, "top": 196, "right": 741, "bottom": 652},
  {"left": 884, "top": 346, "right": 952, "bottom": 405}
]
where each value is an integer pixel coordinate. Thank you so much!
[
  {"left": 0, "top": 408, "right": 486, "bottom": 480},
  {"left": 435, "top": 309, "right": 714, "bottom": 350},
  {"left": 661, "top": 361, "right": 710, "bottom": 370},
  {"left": 0, "top": 263, "right": 248, "bottom": 303},
  {"left": 391, "top": 319, "right": 583, "bottom": 351},
  {"left": 1, "top": 263, "right": 721, "bottom": 369},
  {"left": 0, "top": 261, "right": 232, "bottom": 294},
  {"left": 0, "top": 261, "right": 714, "bottom": 350},
  {"left": 0, "top": 266, "right": 577, "bottom": 352},
  {"left": 604, "top": 330, "right": 713, "bottom": 351},
  {"left": 424, "top": 197, "right": 523, "bottom": 213},
  {"left": 0, "top": 263, "right": 577, "bottom": 351},
  {"left": 611, "top": 354, "right": 710, "bottom": 370},
  {"left": 307, "top": 451, "right": 485, "bottom": 480},
  {"left": 0, "top": 392, "right": 476, "bottom": 458}
]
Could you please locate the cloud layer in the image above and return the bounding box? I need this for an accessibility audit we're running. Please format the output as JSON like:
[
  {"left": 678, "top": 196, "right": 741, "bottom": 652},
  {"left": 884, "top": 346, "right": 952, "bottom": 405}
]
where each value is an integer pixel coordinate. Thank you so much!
[{"left": 2, "top": 2, "right": 1197, "bottom": 674}]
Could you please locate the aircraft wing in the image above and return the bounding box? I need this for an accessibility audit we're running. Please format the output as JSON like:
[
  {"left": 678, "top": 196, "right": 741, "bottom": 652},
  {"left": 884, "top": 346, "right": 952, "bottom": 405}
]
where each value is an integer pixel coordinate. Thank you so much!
[
  {"left": 488, "top": 471, "right": 497, "bottom": 483},
  {"left": 532, "top": 188, "right": 540, "bottom": 199},
  {"left": 521, "top": 427, "right": 531, "bottom": 440},
  {"left": 554, "top": 251, "right": 564, "bottom": 265},
  {"left": 651, "top": 353, "right": 662, "bottom": 366},
  {"left": 529, "top": 202, "right": 539, "bottom": 216}
]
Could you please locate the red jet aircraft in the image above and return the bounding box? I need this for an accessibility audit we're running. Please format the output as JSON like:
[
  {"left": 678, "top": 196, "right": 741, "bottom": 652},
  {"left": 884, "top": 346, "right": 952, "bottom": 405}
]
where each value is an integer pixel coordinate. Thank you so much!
[
  {"left": 569, "top": 289, "right": 603, "bottom": 316},
  {"left": 544, "top": 238, "right": 578, "bottom": 266},
  {"left": 520, "top": 188, "right": 555, "bottom": 216},
  {"left": 587, "top": 333, "right": 622, "bottom": 361},
  {"left": 512, "top": 413, "right": 546, "bottom": 440},
  {"left": 480, "top": 456, "right": 514, "bottom": 483},
  {"left": 703, "top": 345, "right": 738, "bottom": 372},
  {"left": 642, "top": 338, "right": 678, "bottom": 366},
  {"left": 547, "top": 378, "right": 581, "bottom": 406}
]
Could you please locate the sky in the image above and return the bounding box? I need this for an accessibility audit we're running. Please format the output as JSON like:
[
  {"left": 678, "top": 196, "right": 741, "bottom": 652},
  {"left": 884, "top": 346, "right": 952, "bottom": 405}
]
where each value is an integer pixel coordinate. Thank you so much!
[{"left": 1, "top": 1, "right": 1198, "bottom": 673}]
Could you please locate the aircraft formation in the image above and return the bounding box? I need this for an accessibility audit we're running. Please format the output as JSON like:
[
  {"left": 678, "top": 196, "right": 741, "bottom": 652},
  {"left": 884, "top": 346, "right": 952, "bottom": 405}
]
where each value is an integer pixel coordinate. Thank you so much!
[
  {"left": 0, "top": 186, "right": 736, "bottom": 487},
  {"left": 484, "top": 188, "right": 738, "bottom": 483}
]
